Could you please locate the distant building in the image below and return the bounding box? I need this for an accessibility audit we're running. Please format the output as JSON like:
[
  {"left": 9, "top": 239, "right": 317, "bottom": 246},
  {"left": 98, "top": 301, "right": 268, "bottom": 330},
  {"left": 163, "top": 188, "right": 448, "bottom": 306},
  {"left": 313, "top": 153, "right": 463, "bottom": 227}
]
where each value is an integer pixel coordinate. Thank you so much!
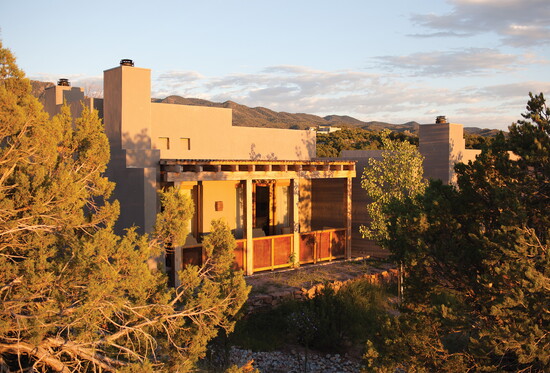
[
  {"left": 41, "top": 60, "right": 356, "bottom": 282},
  {"left": 317, "top": 125, "right": 341, "bottom": 133}
]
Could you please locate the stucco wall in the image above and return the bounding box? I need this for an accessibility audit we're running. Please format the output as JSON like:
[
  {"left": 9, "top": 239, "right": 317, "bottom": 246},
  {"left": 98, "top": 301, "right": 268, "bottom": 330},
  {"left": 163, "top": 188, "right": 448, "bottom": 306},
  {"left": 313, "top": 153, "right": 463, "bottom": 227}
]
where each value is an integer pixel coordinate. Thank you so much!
[
  {"left": 150, "top": 102, "right": 316, "bottom": 161},
  {"left": 201, "top": 180, "right": 241, "bottom": 235},
  {"left": 419, "top": 123, "right": 453, "bottom": 183},
  {"left": 419, "top": 122, "right": 481, "bottom": 184},
  {"left": 42, "top": 85, "right": 88, "bottom": 120},
  {"left": 104, "top": 66, "right": 152, "bottom": 150}
]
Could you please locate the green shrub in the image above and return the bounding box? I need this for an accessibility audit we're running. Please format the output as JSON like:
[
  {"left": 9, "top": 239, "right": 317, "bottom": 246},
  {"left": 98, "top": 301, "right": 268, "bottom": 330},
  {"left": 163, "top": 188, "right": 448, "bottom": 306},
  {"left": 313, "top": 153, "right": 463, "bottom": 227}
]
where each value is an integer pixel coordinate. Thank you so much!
[{"left": 230, "top": 279, "right": 391, "bottom": 354}]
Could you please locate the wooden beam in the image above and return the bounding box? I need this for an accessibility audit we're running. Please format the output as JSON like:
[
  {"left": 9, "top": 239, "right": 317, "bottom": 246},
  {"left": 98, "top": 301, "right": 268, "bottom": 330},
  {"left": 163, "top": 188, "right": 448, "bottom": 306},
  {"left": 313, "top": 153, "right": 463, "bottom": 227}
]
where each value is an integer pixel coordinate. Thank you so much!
[{"left": 165, "top": 170, "right": 356, "bottom": 182}]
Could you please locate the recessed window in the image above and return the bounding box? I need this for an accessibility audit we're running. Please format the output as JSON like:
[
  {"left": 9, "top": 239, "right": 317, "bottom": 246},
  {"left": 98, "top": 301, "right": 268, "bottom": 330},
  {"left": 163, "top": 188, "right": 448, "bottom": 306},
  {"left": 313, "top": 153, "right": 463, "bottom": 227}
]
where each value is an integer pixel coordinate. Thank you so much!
[
  {"left": 158, "top": 137, "right": 170, "bottom": 150},
  {"left": 181, "top": 137, "right": 191, "bottom": 150}
]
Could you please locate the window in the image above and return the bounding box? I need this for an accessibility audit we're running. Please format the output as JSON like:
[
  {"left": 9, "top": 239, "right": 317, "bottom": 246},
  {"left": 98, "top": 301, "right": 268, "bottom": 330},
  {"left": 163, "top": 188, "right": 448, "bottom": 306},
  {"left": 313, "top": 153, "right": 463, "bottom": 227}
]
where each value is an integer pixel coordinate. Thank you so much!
[
  {"left": 158, "top": 137, "right": 170, "bottom": 150},
  {"left": 181, "top": 137, "right": 191, "bottom": 150}
]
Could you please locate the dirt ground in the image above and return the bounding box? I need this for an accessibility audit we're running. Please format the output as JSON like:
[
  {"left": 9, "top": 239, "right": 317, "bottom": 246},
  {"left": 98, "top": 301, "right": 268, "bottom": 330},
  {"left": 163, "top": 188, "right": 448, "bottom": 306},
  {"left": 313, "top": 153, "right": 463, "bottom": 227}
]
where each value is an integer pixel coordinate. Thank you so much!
[{"left": 245, "top": 258, "right": 394, "bottom": 296}]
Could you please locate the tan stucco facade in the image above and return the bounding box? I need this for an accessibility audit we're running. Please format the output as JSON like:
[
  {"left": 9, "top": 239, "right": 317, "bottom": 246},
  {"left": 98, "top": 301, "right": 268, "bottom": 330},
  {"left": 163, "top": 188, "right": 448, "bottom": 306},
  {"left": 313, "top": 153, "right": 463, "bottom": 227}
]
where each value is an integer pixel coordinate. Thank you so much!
[
  {"left": 419, "top": 122, "right": 481, "bottom": 184},
  {"left": 151, "top": 103, "right": 315, "bottom": 160},
  {"left": 41, "top": 61, "right": 355, "bottom": 278},
  {"left": 42, "top": 84, "right": 102, "bottom": 121}
]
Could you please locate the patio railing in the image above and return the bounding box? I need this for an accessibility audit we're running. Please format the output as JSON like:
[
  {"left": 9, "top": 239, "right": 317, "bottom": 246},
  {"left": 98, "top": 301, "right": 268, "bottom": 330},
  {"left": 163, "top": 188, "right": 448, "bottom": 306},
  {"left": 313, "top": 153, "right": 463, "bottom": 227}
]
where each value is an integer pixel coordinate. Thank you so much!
[{"left": 176, "top": 228, "right": 346, "bottom": 275}]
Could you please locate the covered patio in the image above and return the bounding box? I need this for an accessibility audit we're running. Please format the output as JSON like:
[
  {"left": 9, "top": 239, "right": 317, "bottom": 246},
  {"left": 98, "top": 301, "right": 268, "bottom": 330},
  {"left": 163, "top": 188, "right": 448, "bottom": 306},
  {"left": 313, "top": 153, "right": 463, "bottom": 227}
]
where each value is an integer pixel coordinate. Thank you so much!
[{"left": 160, "top": 159, "right": 356, "bottom": 281}]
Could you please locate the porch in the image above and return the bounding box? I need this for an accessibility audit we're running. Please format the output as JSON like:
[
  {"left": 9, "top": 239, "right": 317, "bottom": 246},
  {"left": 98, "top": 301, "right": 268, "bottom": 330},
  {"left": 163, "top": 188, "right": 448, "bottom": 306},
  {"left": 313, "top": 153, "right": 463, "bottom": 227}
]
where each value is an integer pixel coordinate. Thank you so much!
[
  {"left": 160, "top": 159, "right": 356, "bottom": 281},
  {"left": 167, "top": 227, "right": 346, "bottom": 279}
]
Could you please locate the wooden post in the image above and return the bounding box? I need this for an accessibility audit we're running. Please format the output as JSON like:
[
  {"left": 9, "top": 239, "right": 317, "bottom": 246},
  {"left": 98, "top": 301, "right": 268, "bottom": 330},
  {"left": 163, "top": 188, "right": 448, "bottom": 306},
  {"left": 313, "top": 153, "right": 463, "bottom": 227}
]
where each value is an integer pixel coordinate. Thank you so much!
[
  {"left": 345, "top": 177, "right": 352, "bottom": 259},
  {"left": 291, "top": 178, "right": 300, "bottom": 266},
  {"left": 245, "top": 179, "right": 254, "bottom": 275}
]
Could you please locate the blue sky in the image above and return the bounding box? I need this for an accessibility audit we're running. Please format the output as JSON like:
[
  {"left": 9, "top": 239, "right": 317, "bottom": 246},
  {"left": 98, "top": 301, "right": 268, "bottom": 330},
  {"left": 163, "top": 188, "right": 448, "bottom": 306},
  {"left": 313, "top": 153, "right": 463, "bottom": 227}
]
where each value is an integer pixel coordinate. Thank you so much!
[{"left": 1, "top": 0, "right": 549, "bottom": 130}]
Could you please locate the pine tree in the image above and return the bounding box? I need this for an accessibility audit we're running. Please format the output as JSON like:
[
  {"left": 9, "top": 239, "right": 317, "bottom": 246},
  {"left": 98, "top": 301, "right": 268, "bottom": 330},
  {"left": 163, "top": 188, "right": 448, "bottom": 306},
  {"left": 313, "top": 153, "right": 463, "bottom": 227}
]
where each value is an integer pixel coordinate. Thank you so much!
[
  {"left": 374, "top": 93, "right": 549, "bottom": 371},
  {"left": 0, "top": 42, "right": 248, "bottom": 372}
]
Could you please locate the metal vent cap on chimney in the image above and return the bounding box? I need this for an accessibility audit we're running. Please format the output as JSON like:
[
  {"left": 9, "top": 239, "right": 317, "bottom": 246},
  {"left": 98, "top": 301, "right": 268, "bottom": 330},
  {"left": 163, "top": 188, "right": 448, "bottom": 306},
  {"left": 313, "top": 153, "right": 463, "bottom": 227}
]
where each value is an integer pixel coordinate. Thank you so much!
[
  {"left": 57, "top": 78, "right": 70, "bottom": 86},
  {"left": 120, "top": 59, "right": 134, "bottom": 67},
  {"left": 436, "top": 115, "right": 447, "bottom": 124}
]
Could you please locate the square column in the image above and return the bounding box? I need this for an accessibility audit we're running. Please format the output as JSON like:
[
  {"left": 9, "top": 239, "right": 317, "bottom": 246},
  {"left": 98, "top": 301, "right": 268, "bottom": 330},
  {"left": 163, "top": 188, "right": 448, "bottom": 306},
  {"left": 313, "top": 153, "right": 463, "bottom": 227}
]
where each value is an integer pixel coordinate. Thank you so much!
[
  {"left": 245, "top": 179, "right": 254, "bottom": 275},
  {"left": 345, "top": 177, "right": 352, "bottom": 259},
  {"left": 291, "top": 178, "right": 300, "bottom": 266}
]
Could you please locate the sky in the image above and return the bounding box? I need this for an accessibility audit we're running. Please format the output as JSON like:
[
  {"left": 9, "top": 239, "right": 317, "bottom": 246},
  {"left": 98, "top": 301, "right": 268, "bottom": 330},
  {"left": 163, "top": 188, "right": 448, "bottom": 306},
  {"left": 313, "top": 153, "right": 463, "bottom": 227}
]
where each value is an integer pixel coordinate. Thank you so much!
[{"left": 1, "top": 0, "right": 549, "bottom": 130}]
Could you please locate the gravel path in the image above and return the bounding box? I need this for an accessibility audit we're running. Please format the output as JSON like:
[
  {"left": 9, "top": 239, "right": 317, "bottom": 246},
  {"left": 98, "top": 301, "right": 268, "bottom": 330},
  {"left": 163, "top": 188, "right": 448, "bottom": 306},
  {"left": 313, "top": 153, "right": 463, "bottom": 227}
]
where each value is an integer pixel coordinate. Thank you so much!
[{"left": 230, "top": 346, "right": 363, "bottom": 372}]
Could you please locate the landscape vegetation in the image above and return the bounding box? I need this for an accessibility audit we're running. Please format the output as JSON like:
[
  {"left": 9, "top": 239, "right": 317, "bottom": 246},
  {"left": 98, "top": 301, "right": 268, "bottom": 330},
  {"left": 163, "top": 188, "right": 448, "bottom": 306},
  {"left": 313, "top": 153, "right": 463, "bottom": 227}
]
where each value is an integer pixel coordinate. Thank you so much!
[{"left": 1, "top": 41, "right": 548, "bottom": 372}]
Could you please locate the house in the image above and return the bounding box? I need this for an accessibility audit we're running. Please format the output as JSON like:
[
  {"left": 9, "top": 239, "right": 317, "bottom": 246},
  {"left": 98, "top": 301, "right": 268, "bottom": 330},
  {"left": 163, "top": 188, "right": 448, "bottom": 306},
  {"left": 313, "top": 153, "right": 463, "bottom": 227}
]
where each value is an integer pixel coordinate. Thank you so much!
[
  {"left": 41, "top": 60, "right": 356, "bottom": 282},
  {"left": 317, "top": 125, "right": 341, "bottom": 133}
]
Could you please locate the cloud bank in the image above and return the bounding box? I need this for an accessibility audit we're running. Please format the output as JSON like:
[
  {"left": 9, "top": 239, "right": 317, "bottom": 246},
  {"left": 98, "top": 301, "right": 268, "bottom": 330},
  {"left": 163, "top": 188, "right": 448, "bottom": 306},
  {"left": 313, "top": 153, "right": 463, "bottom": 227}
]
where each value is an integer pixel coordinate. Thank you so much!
[
  {"left": 411, "top": 0, "right": 550, "bottom": 47},
  {"left": 150, "top": 65, "right": 548, "bottom": 130}
]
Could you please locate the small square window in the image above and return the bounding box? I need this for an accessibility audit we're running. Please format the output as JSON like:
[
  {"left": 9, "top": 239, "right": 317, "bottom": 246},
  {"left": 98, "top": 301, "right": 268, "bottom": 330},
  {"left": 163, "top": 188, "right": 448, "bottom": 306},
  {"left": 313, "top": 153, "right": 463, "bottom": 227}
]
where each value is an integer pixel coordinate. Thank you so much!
[
  {"left": 158, "top": 137, "right": 170, "bottom": 150},
  {"left": 181, "top": 137, "right": 191, "bottom": 150}
]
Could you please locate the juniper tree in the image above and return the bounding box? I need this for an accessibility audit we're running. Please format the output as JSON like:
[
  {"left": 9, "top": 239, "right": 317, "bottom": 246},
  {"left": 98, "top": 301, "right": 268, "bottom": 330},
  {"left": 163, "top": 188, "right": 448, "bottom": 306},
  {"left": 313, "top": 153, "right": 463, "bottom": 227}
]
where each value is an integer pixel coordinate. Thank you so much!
[
  {"left": 0, "top": 42, "right": 248, "bottom": 372},
  {"left": 368, "top": 93, "right": 549, "bottom": 372}
]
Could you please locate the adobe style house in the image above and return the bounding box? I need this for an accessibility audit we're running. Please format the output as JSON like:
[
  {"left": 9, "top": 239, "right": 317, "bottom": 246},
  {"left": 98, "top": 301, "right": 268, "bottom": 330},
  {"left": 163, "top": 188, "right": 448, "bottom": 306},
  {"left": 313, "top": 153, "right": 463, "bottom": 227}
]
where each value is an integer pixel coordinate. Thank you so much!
[{"left": 41, "top": 60, "right": 356, "bottom": 280}]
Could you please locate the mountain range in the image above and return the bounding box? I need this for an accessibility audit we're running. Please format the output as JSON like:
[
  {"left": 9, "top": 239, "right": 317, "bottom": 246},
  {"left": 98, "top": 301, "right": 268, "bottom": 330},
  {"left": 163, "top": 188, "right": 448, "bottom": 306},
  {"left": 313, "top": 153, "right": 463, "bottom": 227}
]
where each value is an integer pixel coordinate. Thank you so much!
[{"left": 31, "top": 81, "right": 499, "bottom": 136}]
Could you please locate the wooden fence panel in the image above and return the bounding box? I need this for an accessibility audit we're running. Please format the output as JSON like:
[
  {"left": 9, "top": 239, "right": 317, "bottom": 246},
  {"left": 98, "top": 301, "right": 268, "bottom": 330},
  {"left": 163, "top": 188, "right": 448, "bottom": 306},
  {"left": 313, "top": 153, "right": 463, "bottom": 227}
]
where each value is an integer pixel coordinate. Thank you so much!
[
  {"left": 253, "top": 238, "right": 271, "bottom": 270},
  {"left": 332, "top": 230, "right": 346, "bottom": 257},
  {"left": 317, "top": 231, "right": 331, "bottom": 260},
  {"left": 300, "top": 232, "right": 316, "bottom": 263},
  {"left": 274, "top": 235, "right": 292, "bottom": 266}
]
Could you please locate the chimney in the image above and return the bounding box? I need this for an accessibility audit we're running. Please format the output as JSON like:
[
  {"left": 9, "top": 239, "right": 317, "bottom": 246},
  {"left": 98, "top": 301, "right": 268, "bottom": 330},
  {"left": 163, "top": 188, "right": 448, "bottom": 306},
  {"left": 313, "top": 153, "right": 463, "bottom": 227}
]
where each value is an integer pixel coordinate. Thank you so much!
[
  {"left": 120, "top": 59, "right": 134, "bottom": 67},
  {"left": 57, "top": 78, "right": 70, "bottom": 86},
  {"left": 436, "top": 115, "right": 447, "bottom": 124}
]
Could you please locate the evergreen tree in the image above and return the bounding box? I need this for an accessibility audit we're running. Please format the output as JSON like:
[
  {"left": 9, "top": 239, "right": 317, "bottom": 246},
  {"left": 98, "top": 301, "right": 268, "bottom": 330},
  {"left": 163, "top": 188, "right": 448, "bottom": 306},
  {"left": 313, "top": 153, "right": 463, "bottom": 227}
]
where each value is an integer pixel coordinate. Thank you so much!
[
  {"left": 0, "top": 42, "right": 248, "bottom": 372},
  {"left": 369, "top": 93, "right": 549, "bottom": 371}
]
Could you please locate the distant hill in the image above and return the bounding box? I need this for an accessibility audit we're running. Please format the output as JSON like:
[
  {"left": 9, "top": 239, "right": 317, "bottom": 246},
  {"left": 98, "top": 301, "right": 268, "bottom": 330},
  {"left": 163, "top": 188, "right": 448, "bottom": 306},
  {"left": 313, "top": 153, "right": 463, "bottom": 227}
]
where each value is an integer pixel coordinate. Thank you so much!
[
  {"left": 30, "top": 80, "right": 54, "bottom": 101},
  {"left": 464, "top": 127, "right": 501, "bottom": 137},
  {"left": 153, "top": 95, "right": 421, "bottom": 133},
  {"left": 30, "top": 81, "right": 497, "bottom": 136}
]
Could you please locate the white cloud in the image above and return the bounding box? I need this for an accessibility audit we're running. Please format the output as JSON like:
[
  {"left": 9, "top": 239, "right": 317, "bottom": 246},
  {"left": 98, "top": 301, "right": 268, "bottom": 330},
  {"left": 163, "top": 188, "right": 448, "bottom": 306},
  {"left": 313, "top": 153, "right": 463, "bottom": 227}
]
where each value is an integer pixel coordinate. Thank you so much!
[
  {"left": 33, "top": 64, "right": 543, "bottom": 131},
  {"left": 411, "top": 0, "right": 550, "bottom": 47},
  {"left": 150, "top": 64, "right": 533, "bottom": 129},
  {"left": 374, "top": 48, "right": 522, "bottom": 76},
  {"left": 479, "top": 81, "right": 550, "bottom": 98}
]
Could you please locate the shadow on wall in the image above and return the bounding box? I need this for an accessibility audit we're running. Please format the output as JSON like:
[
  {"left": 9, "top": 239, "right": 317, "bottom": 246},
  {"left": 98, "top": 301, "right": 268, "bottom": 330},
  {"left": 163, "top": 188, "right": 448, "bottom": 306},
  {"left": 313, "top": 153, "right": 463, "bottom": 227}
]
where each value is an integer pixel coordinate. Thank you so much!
[
  {"left": 122, "top": 129, "right": 160, "bottom": 168},
  {"left": 107, "top": 130, "right": 160, "bottom": 236},
  {"left": 301, "top": 135, "right": 316, "bottom": 159},
  {"left": 247, "top": 131, "right": 315, "bottom": 161},
  {"left": 249, "top": 143, "right": 278, "bottom": 161}
]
